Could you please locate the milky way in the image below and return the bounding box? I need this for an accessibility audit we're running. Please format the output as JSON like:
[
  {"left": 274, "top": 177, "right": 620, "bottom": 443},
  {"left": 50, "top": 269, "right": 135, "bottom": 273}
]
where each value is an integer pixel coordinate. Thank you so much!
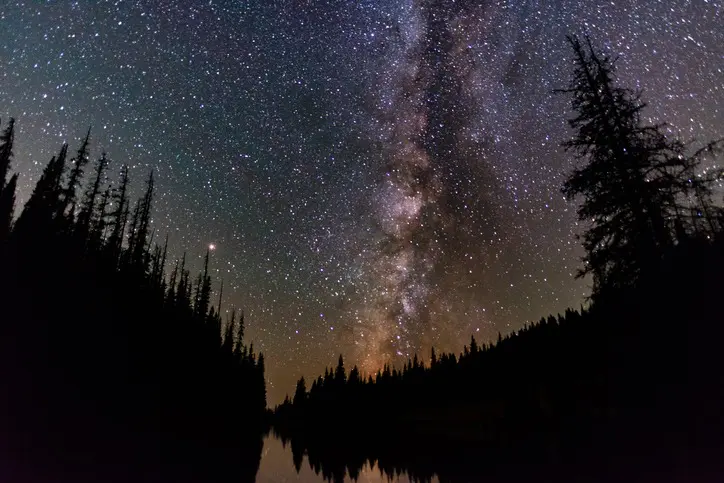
[{"left": 1, "top": 1, "right": 721, "bottom": 403}]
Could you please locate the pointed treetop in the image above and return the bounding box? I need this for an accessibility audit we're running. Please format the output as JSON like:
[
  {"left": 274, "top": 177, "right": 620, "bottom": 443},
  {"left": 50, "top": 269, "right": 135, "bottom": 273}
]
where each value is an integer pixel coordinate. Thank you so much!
[{"left": 0, "top": 118, "right": 16, "bottom": 190}]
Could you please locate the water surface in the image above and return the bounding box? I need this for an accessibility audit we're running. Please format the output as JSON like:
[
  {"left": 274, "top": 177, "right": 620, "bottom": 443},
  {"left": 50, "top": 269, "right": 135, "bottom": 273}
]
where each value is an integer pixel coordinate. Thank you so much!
[{"left": 256, "top": 434, "right": 437, "bottom": 483}]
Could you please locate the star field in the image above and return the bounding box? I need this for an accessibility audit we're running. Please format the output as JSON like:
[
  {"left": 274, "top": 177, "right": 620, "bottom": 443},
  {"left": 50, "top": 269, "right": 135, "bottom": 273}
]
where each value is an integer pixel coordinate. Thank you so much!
[{"left": 1, "top": 0, "right": 721, "bottom": 403}]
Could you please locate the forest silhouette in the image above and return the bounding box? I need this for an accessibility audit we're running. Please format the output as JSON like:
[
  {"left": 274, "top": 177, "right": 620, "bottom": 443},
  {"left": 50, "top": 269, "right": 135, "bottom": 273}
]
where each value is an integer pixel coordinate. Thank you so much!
[
  {"left": 272, "top": 36, "right": 724, "bottom": 482},
  {"left": 0, "top": 119, "right": 266, "bottom": 481},
  {"left": 0, "top": 35, "right": 723, "bottom": 482}
]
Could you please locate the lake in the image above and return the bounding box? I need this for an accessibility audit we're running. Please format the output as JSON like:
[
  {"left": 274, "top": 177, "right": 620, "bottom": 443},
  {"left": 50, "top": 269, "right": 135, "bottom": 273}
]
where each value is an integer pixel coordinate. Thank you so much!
[{"left": 256, "top": 434, "right": 439, "bottom": 483}]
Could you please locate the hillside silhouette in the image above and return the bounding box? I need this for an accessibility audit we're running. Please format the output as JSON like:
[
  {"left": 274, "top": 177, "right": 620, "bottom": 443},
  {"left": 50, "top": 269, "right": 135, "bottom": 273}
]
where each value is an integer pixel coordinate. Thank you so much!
[{"left": 0, "top": 122, "right": 266, "bottom": 482}]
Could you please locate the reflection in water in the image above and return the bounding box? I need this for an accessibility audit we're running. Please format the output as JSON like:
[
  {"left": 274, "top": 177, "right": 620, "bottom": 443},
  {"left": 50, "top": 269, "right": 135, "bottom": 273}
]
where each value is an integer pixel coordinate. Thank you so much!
[{"left": 256, "top": 435, "right": 438, "bottom": 483}]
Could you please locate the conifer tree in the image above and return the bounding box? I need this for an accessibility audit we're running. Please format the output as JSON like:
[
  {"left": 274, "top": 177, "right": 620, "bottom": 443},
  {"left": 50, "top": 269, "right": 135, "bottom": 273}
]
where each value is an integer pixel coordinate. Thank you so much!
[
  {"left": 78, "top": 152, "right": 109, "bottom": 241},
  {"left": 334, "top": 354, "right": 346, "bottom": 385},
  {"left": 0, "top": 173, "right": 18, "bottom": 240},
  {"left": 0, "top": 119, "right": 16, "bottom": 240},
  {"left": 0, "top": 118, "right": 15, "bottom": 191},
  {"left": 559, "top": 35, "right": 694, "bottom": 295},
  {"left": 16, "top": 144, "right": 68, "bottom": 234},
  {"left": 256, "top": 353, "right": 267, "bottom": 411},
  {"left": 90, "top": 184, "right": 112, "bottom": 248},
  {"left": 63, "top": 127, "right": 91, "bottom": 216},
  {"left": 221, "top": 306, "right": 237, "bottom": 355},
  {"left": 107, "top": 164, "right": 130, "bottom": 263},
  {"left": 348, "top": 366, "right": 360, "bottom": 385},
  {"left": 293, "top": 377, "right": 307, "bottom": 406},
  {"left": 194, "top": 249, "right": 212, "bottom": 319},
  {"left": 131, "top": 170, "right": 154, "bottom": 268},
  {"left": 233, "top": 310, "right": 246, "bottom": 355}
]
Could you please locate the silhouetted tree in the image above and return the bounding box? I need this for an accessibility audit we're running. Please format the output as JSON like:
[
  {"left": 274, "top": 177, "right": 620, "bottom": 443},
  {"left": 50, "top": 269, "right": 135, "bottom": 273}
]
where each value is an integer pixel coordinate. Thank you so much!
[
  {"left": 107, "top": 164, "right": 130, "bottom": 264},
  {"left": 77, "top": 152, "right": 109, "bottom": 243},
  {"left": 63, "top": 127, "right": 92, "bottom": 216},
  {"left": 294, "top": 377, "right": 307, "bottom": 406},
  {"left": 131, "top": 170, "right": 154, "bottom": 268},
  {"left": 348, "top": 366, "right": 360, "bottom": 386},
  {"left": 0, "top": 118, "right": 16, "bottom": 240},
  {"left": 15, "top": 144, "right": 68, "bottom": 236},
  {"left": 0, "top": 174, "right": 17, "bottom": 241},
  {"left": 334, "top": 354, "right": 346, "bottom": 385},
  {"left": 558, "top": 35, "right": 708, "bottom": 295},
  {"left": 194, "top": 249, "right": 212, "bottom": 319},
  {"left": 0, "top": 118, "right": 14, "bottom": 185}
]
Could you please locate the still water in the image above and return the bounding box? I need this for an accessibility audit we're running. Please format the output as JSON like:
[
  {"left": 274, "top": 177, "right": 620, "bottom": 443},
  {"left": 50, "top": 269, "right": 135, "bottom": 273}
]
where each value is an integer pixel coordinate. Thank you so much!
[{"left": 255, "top": 435, "right": 440, "bottom": 483}]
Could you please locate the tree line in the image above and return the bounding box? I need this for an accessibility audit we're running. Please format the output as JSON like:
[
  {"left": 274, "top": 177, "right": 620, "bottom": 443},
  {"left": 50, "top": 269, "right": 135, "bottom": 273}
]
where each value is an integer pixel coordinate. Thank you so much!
[
  {"left": 0, "top": 122, "right": 265, "bottom": 481},
  {"left": 272, "top": 35, "right": 724, "bottom": 482}
]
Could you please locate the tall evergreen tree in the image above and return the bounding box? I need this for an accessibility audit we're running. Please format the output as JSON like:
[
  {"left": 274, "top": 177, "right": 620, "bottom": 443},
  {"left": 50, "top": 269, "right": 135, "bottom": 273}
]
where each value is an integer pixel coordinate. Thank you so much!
[
  {"left": 63, "top": 127, "right": 91, "bottom": 216},
  {"left": 0, "top": 118, "right": 15, "bottom": 191},
  {"left": 107, "top": 164, "right": 130, "bottom": 263},
  {"left": 90, "top": 184, "right": 112, "bottom": 247},
  {"left": 0, "top": 118, "right": 16, "bottom": 240},
  {"left": 256, "top": 353, "right": 267, "bottom": 411},
  {"left": 0, "top": 173, "right": 18, "bottom": 240},
  {"left": 77, "top": 152, "right": 109, "bottom": 241},
  {"left": 194, "top": 249, "right": 212, "bottom": 319},
  {"left": 293, "top": 377, "right": 307, "bottom": 406},
  {"left": 233, "top": 310, "right": 245, "bottom": 355},
  {"left": 558, "top": 35, "right": 721, "bottom": 295},
  {"left": 125, "top": 170, "right": 154, "bottom": 269},
  {"left": 16, "top": 144, "right": 68, "bottom": 234},
  {"left": 334, "top": 355, "right": 346, "bottom": 385},
  {"left": 348, "top": 366, "right": 360, "bottom": 385}
]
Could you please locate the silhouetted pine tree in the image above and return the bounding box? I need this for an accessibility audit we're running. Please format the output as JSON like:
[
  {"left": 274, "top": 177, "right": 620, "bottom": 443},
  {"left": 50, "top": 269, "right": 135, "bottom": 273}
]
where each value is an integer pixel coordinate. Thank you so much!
[
  {"left": 77, "top": 152, "right": 109, "bottom": 244},
  {"left": 89, "top": 184, "right": 112, "bottom": 249},
  {"left": 294, "top": 377, "right": 307, "bottom": 406},
  {"left": 15, "top": 144, "right": 68, "bottom": 237},
  {"left": 132, "top": 170, "right": 154, "bottom": 268},
  {"left": 0, "top": 118, "right": 14, "bottom": 187},
  {"left": 348, "top": 366, "right": 360, "bottom": 386},
  {"left": 0, "top": 174, "right": 17, "bottom": 241},
  {"left": 0, "top": 119, "right": 16, "bottom": 241},
  {"left": 256, "top": 353, "right": 267, "bottom": 411},
  {"left": 107, "top": 164, "right": 130, "bottom": 264},
  {"left": 559, "top": 35, "right": 723, "bottom": 296},
  {"left": 194, "top": 249, "right": 212, "bottom": 319},
  {"left": 334, "top": 354, "right": 346, "bottom": 386},
  {"left": 233, "top": 310, "right": 246, "bottom": 354},
  {"left": 62, "top": 127, "right": 91, "bottom": 217}
]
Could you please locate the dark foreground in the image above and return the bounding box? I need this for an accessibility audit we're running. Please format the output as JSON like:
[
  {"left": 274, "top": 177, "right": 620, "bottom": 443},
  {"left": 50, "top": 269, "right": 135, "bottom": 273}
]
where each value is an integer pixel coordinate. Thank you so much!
[{"left": 273, "top": 239, "right": 724, "bottom": 483}]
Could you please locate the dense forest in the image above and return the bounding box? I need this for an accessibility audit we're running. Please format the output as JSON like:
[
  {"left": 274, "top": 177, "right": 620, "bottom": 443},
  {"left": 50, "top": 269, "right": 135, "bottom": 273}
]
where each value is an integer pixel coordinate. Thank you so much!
[
  {"left": 272, "top": 36, "right": 724, "bottom": 482},
  {"left": 0, "top": 122, "right": 266, "bottom": 481}
]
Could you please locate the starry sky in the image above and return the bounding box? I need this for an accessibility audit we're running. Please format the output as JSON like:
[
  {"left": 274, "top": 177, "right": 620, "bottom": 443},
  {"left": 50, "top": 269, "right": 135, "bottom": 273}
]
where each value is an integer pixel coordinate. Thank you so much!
[{"left": 1, "top": 0, "right": 721, "bottom": 404}]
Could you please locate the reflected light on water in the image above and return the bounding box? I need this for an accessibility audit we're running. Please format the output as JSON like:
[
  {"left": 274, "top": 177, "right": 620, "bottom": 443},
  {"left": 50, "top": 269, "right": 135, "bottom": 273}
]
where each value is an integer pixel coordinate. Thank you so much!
[{"left": 256, "top": 435, "right": 439, "bottom": 483}]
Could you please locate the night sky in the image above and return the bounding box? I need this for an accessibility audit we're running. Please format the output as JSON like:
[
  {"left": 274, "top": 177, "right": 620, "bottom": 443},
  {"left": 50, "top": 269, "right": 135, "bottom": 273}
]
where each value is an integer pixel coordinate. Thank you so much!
[{"left": 1, "top": 1, "right": 721, "bottom": 404}]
